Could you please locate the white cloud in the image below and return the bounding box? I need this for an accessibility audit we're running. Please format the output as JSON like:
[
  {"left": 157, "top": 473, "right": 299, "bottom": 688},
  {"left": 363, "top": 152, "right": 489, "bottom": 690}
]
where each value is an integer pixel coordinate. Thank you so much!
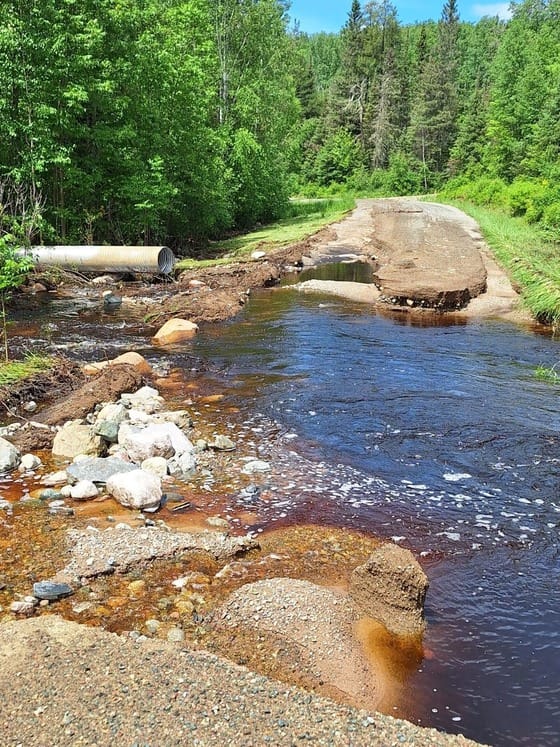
[{"left": 472, "top": 3, "right": 513, "bottom": 20}]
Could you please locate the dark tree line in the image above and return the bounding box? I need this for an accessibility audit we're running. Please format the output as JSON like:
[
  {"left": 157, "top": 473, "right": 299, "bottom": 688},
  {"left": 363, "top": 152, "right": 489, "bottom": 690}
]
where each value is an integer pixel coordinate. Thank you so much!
[
  {"left": 1, "top": 0, "right": 560, "bottom": 249},
  {"left": 291, "top": 0, "right": 560, "bottom": 230},
  {"left": 0, "top": 0, "right": 298, "bottom": 249}
]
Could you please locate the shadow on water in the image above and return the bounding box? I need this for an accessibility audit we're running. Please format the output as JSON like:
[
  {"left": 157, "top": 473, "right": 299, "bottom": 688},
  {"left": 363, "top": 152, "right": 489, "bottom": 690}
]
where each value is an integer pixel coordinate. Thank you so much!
[{"left": 7, "top": 277, "right": 560, "bottom": 746}]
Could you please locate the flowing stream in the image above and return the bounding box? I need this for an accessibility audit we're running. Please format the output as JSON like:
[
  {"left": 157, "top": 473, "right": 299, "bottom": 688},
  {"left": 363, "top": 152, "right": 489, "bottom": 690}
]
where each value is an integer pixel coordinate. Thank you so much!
[{"left": 8, "top": 271, "right": 560, "bottom": 747}]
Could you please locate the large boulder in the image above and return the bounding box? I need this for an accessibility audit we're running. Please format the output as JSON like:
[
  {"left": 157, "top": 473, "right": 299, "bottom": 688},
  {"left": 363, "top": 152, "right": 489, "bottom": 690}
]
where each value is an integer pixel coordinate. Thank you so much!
[
  {"left": 0, "top": 437, "right": 21, "bottom": 473},
  {"left": 106, "top": 469, "right": 162, "bottom": 511},
  {"left": 152, "top": 318, "right": 198, "bottom": 345},
  {"left": 52, "top": 422, "right": 105, "bottom": 459},
  {"left": 120, "top": 422, "right": 194, "bottom": 464},
  {"left": 349, "top": 543, "right": 429, "bottom": 636}
]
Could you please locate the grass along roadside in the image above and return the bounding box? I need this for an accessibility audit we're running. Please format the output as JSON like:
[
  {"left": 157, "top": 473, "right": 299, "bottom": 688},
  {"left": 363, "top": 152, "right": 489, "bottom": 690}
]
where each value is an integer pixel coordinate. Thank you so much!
[
  {"left": 176, "top": 197, "right": 355, "bottom": 270},
  {"left": 438, "top": 199, "right": 560, "bottom": 326}
]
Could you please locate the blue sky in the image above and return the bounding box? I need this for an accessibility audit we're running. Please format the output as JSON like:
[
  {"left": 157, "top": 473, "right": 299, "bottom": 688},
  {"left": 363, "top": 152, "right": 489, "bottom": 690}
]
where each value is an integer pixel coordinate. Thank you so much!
[{"left": 288, "top": 1, "right": 512, "bottom": 34}]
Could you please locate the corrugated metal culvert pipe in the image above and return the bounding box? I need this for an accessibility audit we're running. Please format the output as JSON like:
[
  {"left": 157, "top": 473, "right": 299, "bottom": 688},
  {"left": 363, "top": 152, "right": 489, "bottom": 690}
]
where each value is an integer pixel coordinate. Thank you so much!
[{"left": 25, "top": 245, "right": 176, "bottom": 274}]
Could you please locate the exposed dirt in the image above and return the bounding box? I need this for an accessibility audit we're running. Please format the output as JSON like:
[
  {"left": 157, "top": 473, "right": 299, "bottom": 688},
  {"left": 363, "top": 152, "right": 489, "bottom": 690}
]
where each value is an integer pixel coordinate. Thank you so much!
[
  {"left": 6, "top": 363, "right": 145, "bottom": 453},
  {"left": 0, "top": 357, "right": 83, "bottom": 419},
  {"left": 293, "top": 197, "right": 528, "bottom": 321}
]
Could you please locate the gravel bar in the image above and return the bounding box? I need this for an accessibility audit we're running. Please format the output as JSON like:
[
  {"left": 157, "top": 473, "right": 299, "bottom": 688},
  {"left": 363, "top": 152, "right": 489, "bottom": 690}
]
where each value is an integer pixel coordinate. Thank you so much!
[{"left": 54, "top": 525, "right": 258, "bottom": 582}]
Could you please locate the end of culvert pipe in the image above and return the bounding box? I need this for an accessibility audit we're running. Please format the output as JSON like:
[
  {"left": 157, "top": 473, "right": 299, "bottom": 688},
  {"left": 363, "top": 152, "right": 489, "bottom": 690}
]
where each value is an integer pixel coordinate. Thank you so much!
[{"left": 158, "top": 246, "right": 175, "bottom": 274}]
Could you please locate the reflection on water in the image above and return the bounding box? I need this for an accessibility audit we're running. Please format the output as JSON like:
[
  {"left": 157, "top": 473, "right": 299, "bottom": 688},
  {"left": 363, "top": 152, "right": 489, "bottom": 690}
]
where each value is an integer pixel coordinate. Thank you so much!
[
  {"left": 295, "top": 260, "right": 374, "bottom": 284},
  {"left": 6, "top": 283, "right": 560, "bottom": 746}
]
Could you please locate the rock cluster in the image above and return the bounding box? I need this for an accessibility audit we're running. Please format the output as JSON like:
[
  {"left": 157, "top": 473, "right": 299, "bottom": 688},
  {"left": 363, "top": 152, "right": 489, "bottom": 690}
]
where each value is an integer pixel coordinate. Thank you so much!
[{"left": 1, "top": 384, "right": 214, "bottom": 513}]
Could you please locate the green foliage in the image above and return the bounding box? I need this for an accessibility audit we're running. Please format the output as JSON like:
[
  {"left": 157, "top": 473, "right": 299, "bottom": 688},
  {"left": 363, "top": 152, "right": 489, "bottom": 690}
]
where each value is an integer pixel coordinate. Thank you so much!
[
  {"left": 383, "top": 153, "right": 423, "bottom": 195},
  {"left": 535, "top": 364, "right": 560, "bottom": 384},
  {"left": 506, "top": 180, "right": 547, "bottom": 217},
  {"left": 441, "top": 198, "right": 560, "bottom": 325},
  {"left": 442, "top": 176, "right": 508, "bottom": 206},
  {"left": 175, "top": 195, "right": 355, "bottom": 269},
  {"left": 313, "top": 130, "right": 363, "bottom": 186},
  {"left": 0, "top": 233, "right": 34, "bottom": 362},
  {"left": 0, "top": 353, "right": 54, "bottom": 386}
]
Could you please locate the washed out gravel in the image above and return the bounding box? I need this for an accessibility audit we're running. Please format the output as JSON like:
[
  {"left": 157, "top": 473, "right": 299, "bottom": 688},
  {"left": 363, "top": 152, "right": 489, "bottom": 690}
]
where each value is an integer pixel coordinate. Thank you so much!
[
  {"left": 54, "top": 524, "right": 258, "bottom": 582},
  {"left": 0, "top": 616, "right": 486, "bottom": 747}
]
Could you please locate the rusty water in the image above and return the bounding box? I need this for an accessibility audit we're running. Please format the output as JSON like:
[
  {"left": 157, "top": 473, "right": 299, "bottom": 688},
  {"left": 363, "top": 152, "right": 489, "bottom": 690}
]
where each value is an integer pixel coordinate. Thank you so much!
[{"left": 4, "top": 277, "right": 560, "bottom": 746}]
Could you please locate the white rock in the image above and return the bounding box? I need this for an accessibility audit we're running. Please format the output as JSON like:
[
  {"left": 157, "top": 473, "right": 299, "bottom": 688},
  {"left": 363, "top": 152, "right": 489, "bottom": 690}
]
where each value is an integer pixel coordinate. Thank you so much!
[
  {"left": 52, "top": 421, "right": 105, "bottom": 459},
  {"left": 241, "top": 460, "right": 271, "bottom": 474},
  {"left": 106, "top": 469, "right": 162, "bottom": 511},
  {"left": 19, "top": 453, "right": 42, "bottom": 471},
  {"left": 23, "top": 400, "right": 37, "bottom": 413},
  {"left": 10, "top": 599, "right": 37, "bottom": 614},
  {"left": 251, "top": 250, "right": 267, "bottom": 260},
  {"left": 95, "top": 402, "right": 129, "bottom": 425},
  {"left": 60, "top": 485, "right": 73, "bottom": 498},
  {"left": 70, "top": 480, "right": 99, "bottom": 500},
  {"left": 40, "top": 470, "right": 68, "bottom": 486},
  {"left": 141, "top": 456, "right": 168, "bottom": 478},
  {"left": 127, "top": 409, "right": 153, "bottom": 425},
  {"left": 145, "top": 423, "right": 194, "bottom": 457},
  {"left": 0, "top": 437, "right": 21, "bottom": 473},
  {"left": 167, "top": 451, "right": 197, "bottom": 478},
  {"left": 121, "top": 429, "right": 175, "bottom": 464},
  {"left": 121, "top": 387, "right": 163, "bottom": 414}
]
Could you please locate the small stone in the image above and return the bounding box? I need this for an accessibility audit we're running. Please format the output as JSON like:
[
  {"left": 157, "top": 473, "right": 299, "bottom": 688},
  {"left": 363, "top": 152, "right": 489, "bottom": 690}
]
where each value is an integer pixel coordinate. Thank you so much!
[
  {"left": 127, "top": 580, "right": 146, "bottom": 595},
  {"left": 241, "top": 460, "right": 271, "bottom": 474},
  {"left": 167, "top": 627, "right": 185, "bottom": 643},
  {"left": 174, "top": 599, "right": 194, "bottom": 616},
  {"left": 10, "top": 599, "right": 37, "bottom": 615},
  {"left": 48, "top": 505, "right": 75, "bottom": 517},
  {"left": 20, "top": 453, "right": 42, "bottom": 471},
  {"left": 206, "top": 516, "right": 230, "bottom": 530},
  {"left": 210, "top": 435, "right": 236, "bottom": 451},
  {"left": 70, "top": 480, "right": 99, "bottom": 501},
  {"left": 145, "top": 619, "right": 161, "bottom": 635},
  {"left": 40, "top": 470, "right": 68, "bottom": 486},
  {"left": 94, "top": 421, "right": 120, "bottom": 443},
  {"left": 23, "top": 400, "right": 38, "bottom": 413},
  {"left": 40, "top": 488, "right": 64, "bottom": 501},
  {"left": 33, "top": 581, "right": 74, "bottom": 601}
]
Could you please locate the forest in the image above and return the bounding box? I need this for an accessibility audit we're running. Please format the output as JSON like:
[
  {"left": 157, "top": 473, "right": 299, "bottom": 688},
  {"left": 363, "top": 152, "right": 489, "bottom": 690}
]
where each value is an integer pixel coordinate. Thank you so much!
[{"left": 0, "top": 0, "right": 559, "bottom": 250}]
